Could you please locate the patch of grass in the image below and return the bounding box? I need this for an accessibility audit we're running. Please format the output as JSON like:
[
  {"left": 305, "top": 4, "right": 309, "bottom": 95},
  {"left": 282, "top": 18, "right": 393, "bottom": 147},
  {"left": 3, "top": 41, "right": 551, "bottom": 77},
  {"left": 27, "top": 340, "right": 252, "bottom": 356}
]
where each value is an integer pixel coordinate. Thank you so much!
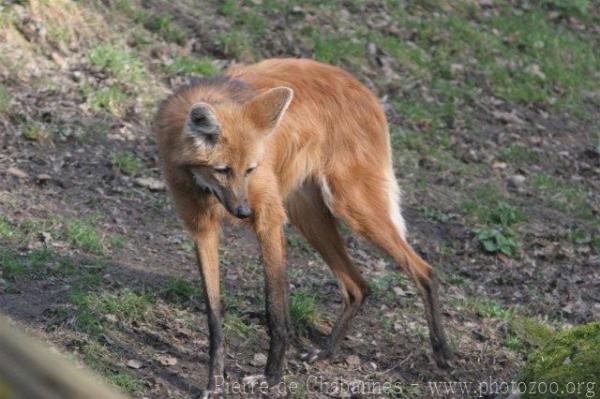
[
  {"left": 138, "top": 13, "right": 186, "bottom": 44},
  {"left": 0, "top": 250, "right": 28, "bottom": 280},
  {"left": 82, "top": 85, "right": 131, "bottom": 117},
  {"left": 104, "top": 370, "right": 144, "bottom": 394},
  {"left": 371, "top": 271, "right": 410, "bottom": 299},
  {"left": 218, "top": 30, "right": 254, "bottom": 61},
  {"left": 371, "top": 33, "right": 430, "bottom": 79},
  {"left": 313, "top": 34, "right": 365, "bottom": 65},
  {"left": 459, "top": 297, "right": 515, "bottom": 320},
  {"left": 163, "top": 277, "right": 201, "bottom": 304},
  {"left": 70, "top": 288, "right": 154, "bottom": 334},
  {"left": 499, "top": 144, "right": 540, "bottom": 165},
  {"left": 0, "top": 85, "right": 12, "bottom": 115},
  {"left": 22, "top": 121, "right": 50, "bottom": 141},
  {"left": 46, "top": 23, "right": 71, "bottom": 49},
  {"left": 531, "top": 173, "right": 594, "bottom": 219},
  {"left": 219, "top": 2, "right": 267, "bottom": 38},
  {"left": 164, "top": 56, "right": 219, "bottom": 77},
  {"left": 224, "top": 313, "right": 261, "bottom": 339},
  {"left": 238, "top": 9, "right": 267, "bottom": 38},
  {"left": 519, "top": 322, "right": 600, "bottom": 399},
  {"left": 290, "top": 290, "right": 320, "bottom": 335},
  {"left": 0, "top": 247, "right": 63, "bottom": 281},
  {"left": 0, "top": 217, "right": 13, "bottom": 239},
  {"left": 88, "top": 44, "right": 146, "bottom": 86},
  {"left": 219, "top": 0, "right": 238, "bottom": 16},
  {"left": 476, "top": 227, "right": 520, "bottom": 257},
  {"left": 418, "top": 206, "right": 449, "bottom": 223},
  {"left": 461, "top": 185, "right": 526, "bottom": 257},
  {"left": 286, "top": 235, "right": 312, "bottom": 252},
  {"left": 81, "top": 341, "right": 144, "bottom": 394},
  {"left": 66, "top": 219, "right": 105, "bottom": 254},
  {"left": 462, "top": 8, "right": 599, "bottom": 115},
  {"left": 593, "top": 234, "right": 600, "bottom": 255},
  {"left": 111, "top": 152, "right": 142, "bottom": 175},
  {"left": 512, "top": 317, "right": 555, "bottom": 348}
]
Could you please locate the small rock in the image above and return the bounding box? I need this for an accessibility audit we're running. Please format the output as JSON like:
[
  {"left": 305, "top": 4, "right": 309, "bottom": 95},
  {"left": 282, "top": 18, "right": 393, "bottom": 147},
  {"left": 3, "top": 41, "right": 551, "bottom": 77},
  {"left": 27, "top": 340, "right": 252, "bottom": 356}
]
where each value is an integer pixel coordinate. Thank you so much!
[
  {"left": 450, "top": 63, "right": 464, "bottom": 75},
  {"left": 346, "top": 355, "right": 361, "bottom": 367},
  {"left": 392, "top": 286, "right": 408, "bottom": 297},
  {"left": 35, "top": 173, "right": 51, "bottom": 184},
  {"left": 105, "top": 314, "right": 118, "bottom": 323},
  {"left": 51, "top": 52, "right": 68, "bottom": 69},
  {"left": 478, "top": 0, "right": 493, "bottom": 6},
  {"left": 492, "top": 161, "right": 507, "bottom": 170},
  {"left": 242, "top": 374, "right": 265, "bottom": 385},
  {"left": 134, "top": 177, "right": 166, "bottom": 191},
  {"left": 7, "top": 167, "right": 29, "bottom": 179},
  {"left": 492, "top": 110, "right": 525, "bottom": 125},
  {"left": 39, "top": 232, "right": 52, "bottom": 244},
  {"left": 507, "top": 174, "right": 526, "bottom": 190},
  {"left": 251, "top": 353, "right": 268, "bottom": 367},
  {"left": 367, "top": 42, "right": 377, "bottom": 56},
  {"left": 156, "top": 354, "right": 178, "bottom": 366},
  {"left": 126, "top": 359, "right": 143, "bottom": 369},
  {"left": 525, "top": 64, "right": 546, "bottom": 80}
]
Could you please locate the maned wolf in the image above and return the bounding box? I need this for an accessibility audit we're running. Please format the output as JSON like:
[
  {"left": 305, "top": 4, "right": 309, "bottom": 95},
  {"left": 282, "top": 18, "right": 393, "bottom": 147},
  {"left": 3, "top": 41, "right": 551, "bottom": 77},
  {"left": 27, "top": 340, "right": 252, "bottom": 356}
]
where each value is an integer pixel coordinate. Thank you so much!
[{"left": 155, "top": 58, "right": 452, "bottom": 395}]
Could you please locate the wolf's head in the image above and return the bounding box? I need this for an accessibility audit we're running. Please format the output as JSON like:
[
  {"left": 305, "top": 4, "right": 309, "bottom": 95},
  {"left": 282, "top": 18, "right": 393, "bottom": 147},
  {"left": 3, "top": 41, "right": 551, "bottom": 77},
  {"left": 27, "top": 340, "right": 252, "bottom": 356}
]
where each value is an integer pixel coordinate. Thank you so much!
[{"left": 178, "top": 86, "right": 293, "bottom": 219}]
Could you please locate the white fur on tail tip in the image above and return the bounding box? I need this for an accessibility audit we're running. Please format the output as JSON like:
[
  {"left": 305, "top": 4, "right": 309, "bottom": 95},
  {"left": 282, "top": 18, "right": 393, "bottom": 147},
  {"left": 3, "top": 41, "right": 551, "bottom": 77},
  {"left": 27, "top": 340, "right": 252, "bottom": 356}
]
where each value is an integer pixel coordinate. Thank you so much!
[
  {"left": 320, "top": 176, "right": 335, "bottom": 212},
  {"left": 387, "top": 168, "right": 407, "bottom": 240}
]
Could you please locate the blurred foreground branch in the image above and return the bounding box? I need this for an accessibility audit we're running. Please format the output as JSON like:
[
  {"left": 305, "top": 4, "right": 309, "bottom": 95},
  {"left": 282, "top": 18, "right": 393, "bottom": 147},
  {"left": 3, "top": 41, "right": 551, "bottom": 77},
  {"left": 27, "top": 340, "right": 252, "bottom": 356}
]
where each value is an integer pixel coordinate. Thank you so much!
[{"left": 0, "top": 314, "right": 128, "bottom": 399}]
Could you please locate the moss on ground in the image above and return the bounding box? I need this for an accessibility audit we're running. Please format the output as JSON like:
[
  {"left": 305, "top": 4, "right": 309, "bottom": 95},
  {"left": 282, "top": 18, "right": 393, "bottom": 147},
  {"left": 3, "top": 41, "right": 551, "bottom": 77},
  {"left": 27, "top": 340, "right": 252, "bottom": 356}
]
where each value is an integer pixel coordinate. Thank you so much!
[{"left": 520, "top": 322, "right": 600, "bottom": 398}]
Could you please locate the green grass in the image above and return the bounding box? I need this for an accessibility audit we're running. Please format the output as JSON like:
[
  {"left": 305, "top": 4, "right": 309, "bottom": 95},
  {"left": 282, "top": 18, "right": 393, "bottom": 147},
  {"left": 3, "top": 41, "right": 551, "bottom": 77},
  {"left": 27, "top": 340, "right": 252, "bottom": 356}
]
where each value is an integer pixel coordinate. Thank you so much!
[
  {"left": 46, "top": 23, "right": 71, "bottom": 49},
  {"left": 0, "top": 247, "right": 71, "bottom": 281},
  {"left": 218, "top": 1, "right": 267, "bottom": 38},
  {"left": 66, "top": 219, "right": 105, "bottom": 254},
  {"left": 164, "top": 56, "right": 219, "bottom": 77},
  {"left": 468, "top": 298, "right": 516, "bottom": 320},
  {"left": 0, "top": 85, "right": 11, "bottom": 115},
  {"left": 163, "top": 277, "right": 201, "bottom": 304},
  {"left": 111, "top": 151, "right": 142, "bottom": 175},
  {"left": 289, "top": 290, "right": 320, "bottom": 335},
  {"left": 138, "top": 12, "right": 186, "bottom": 44},
  {"left": 461, "top": 185, "right": 526, "bottom": 257},
  {"left": 531, "top": 173, "right": 595, "bottom": 219},
  {"left": 519, "top": 322, "right": 600, "bottom": 399},
  {"left": 0, "top": 217, "right": 13, "bottom": 239},
  {"left": 224, "top": 313, "right": 261, "bottom": 338},
  {"left": 104, "top": 370, "right": 144, "bottom": 394},
  {"left": 313, "top": 34, "right": 366, "bottom": 65},
  {"left": 22, "top": 121, "right": 49, "bottom": 141},
  {"left": 0, "top": 250, "right": 29, "bottom": 280},
  {"left": 82, "top": 85, "right": 131, "bottom": 117},
  {"left": 70, "top": 288, "right": 154, "bottom": 334},
  {"left": 81, "top": 341, "right": 145, "bottom": 394},
  {"left": 218, "top": 30, "right": 254, "bottom": 61},
  {"left": 418, "top": 206, "right": 449, "bottom": 223},
  {"left": 377, "top": 1, "right": 600, "bottom": 118},
  {"left": 499, "top": 144, "right": 540, "bottom": 166},
  {"left": 88, "top": 44, "right": 146, "bottom": 86}
]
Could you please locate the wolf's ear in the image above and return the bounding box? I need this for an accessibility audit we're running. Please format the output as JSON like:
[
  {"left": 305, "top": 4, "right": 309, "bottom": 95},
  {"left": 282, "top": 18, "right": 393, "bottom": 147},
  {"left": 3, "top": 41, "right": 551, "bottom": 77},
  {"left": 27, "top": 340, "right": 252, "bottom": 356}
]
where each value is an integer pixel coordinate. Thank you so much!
[
  {"left": 244, "top": 87, "right": 293, "bottom": 134},
  {"left": 186, "top": 103, "right": 220, "bottom": 144}
]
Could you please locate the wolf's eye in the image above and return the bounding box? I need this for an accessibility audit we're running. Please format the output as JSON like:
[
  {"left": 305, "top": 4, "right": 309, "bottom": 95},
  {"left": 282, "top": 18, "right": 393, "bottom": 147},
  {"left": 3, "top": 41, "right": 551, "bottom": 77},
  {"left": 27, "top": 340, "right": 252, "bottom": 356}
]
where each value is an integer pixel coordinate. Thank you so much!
[
  {"left": 245, "top": 166, "right": 256, "bottom": 175},
  {"left": 213, "top": 166, "right": 231, "bottom": 175}
]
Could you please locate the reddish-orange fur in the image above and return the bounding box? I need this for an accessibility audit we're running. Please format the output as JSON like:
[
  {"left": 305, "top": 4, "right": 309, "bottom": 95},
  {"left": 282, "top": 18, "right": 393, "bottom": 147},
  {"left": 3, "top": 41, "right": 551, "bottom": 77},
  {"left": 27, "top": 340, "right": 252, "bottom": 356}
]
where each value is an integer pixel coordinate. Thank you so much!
[{"left": 155, "top": 59, "right": 452, "bottom": 395}]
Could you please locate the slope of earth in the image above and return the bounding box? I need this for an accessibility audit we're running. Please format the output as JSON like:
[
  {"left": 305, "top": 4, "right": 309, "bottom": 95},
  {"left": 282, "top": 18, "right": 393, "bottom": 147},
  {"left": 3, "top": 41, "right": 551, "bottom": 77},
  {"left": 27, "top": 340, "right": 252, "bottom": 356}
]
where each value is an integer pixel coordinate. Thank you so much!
[{"left": 0, "top": 0, "right": 599, "bottom": 398}]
